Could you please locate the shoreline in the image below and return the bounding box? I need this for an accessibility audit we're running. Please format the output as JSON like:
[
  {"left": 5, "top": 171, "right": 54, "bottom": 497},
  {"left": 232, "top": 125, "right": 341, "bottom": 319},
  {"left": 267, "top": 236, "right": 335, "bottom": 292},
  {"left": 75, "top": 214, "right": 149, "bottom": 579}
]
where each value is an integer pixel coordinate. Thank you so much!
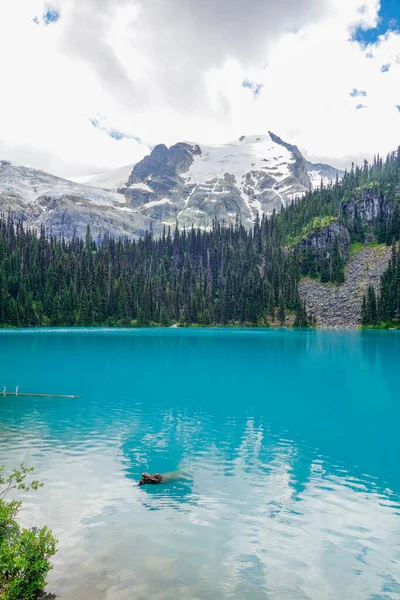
[{"left": 0, "top": 324, "right": 399, "bottom": 332}]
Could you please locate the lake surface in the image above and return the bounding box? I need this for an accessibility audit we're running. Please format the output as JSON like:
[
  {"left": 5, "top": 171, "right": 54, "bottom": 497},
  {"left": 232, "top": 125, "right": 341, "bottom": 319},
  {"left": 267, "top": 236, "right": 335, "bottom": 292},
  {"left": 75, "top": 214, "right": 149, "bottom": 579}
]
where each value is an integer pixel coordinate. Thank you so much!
[{"left": 0, "top": 328, "right": 400, "bottom": 600}]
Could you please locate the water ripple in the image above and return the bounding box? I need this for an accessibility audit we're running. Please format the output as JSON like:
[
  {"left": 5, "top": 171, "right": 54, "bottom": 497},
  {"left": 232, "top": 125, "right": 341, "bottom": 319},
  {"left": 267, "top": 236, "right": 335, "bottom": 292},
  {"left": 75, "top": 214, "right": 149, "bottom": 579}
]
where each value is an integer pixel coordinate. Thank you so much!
[{"left": 1, "top": 329, "right": 400, "bottom": 599}]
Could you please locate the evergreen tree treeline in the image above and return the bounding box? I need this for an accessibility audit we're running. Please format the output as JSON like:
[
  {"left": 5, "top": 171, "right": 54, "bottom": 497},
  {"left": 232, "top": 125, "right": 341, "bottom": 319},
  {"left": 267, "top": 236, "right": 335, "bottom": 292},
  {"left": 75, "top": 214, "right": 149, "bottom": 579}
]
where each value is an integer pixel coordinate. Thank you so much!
[
  {"left": 362, "top": 244, "right": 400, "bottom": 327},
  {"left": 0, "top": 214, "right": 306, "bottom": 328}
]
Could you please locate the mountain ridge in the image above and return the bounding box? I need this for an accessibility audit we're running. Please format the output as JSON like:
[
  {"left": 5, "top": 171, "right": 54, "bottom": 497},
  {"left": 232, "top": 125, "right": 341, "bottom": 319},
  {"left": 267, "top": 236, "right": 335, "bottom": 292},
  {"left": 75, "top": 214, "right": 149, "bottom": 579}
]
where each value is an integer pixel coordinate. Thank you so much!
[{"left": 0, "top": 133, "right": 344, "bottom": 240}]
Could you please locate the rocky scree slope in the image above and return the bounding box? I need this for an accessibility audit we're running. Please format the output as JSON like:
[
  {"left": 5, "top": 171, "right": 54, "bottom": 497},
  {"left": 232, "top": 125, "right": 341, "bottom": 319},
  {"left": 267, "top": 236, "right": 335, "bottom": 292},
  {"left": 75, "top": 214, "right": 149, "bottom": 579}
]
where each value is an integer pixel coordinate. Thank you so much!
[
  {"left": 300, "top": 245, "right": 391, "bottom": 328},
  {"left": 0, "top": 134, "right": 342, "bottom": 240}
]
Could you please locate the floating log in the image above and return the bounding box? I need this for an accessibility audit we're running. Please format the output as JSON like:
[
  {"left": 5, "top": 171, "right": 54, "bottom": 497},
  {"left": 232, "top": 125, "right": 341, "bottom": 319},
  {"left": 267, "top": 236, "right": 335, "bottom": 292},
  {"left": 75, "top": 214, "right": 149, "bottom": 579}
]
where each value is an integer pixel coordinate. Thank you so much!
[{"left": 2, "top": 387, "right": 80, "bottom": 399}]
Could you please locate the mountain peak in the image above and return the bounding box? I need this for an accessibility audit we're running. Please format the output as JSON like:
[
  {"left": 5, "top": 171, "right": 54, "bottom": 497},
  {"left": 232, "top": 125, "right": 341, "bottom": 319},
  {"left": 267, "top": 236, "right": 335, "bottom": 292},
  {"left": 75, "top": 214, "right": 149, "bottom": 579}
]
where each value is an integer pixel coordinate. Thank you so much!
[{"left": 0, "top": 132, "right": 344, "bottom": 240}]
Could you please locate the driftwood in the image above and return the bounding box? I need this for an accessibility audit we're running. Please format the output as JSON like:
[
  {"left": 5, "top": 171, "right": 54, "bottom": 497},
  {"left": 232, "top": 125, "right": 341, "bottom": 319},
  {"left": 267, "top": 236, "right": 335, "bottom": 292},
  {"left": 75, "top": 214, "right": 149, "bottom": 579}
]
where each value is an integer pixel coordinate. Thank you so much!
[{"left": 139, "top": 472, "right": 163, "bottom": 486}]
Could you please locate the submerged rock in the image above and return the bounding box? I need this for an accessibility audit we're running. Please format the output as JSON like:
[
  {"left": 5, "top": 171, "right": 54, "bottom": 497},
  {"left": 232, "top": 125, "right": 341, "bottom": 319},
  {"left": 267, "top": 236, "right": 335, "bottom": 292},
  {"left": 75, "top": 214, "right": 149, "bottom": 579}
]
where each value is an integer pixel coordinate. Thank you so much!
[
  {"left": 138, "top": 470, "right": 184, "bottom": 486},
  {"left": 139, "top": 473, "right": 163, "bottom": 486}
]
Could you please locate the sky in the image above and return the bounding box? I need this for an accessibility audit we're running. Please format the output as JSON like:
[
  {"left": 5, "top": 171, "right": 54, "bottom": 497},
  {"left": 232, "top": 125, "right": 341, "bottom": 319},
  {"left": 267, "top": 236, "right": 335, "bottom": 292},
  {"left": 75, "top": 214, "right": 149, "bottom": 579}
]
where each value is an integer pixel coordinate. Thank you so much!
[{"left": 0, "top": 0, "right": 399, "bottom": 177}]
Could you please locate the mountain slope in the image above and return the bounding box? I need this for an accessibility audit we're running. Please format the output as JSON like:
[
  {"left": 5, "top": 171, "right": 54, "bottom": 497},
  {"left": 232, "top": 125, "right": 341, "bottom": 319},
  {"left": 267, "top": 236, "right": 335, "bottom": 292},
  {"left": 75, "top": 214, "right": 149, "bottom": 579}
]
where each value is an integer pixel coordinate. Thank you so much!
[
  {"left": 0, "top": 133, "right": 343, "bottom": 239},
  {"left": 0, "top": 161, "right": 122, "bottom": 205},
  {"left": 0, "top": 161, "right": 152, "bottom": 240},
  {"left": 120, "top": 132, "right": 336, "bottom": 230}
]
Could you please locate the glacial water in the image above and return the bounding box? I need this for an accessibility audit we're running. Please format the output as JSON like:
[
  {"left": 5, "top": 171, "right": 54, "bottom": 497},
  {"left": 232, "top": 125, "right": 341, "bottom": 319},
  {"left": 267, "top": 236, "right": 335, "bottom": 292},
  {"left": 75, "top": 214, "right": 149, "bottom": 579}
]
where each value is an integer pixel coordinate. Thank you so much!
[{"left": 0, "top": 328, "right": 400, "bottom": 600}]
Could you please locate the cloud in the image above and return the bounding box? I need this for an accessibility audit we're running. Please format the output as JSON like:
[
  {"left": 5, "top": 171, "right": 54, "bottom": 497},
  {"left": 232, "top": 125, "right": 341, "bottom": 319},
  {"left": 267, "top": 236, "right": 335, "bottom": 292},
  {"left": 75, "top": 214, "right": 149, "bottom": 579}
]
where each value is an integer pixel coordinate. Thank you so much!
[
  {"left": 57, "top": 0, "right": 331, "bottom": 118},
  {"left": 0, "top": 0, "right": 400, "bottom": 176}
]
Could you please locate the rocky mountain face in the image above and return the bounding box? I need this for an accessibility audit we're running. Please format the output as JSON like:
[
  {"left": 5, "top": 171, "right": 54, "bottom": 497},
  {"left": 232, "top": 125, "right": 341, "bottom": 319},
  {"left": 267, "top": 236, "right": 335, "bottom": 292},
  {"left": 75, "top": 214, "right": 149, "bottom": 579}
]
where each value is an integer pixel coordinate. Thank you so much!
[
  {"left": 294, "top": 187, "right": 396, "bottom": 268},
  {"left": 0, "top": 133, "right": 342, "bottom": 240},
  {"left": 296, "top": 222, "right": 351, "bottom": 262},
  {"left": 342, "top": 188, "right": 393, "bottom": 242},
  {"left": 119, "top": 133, "right": 342, "bottom": 232}
]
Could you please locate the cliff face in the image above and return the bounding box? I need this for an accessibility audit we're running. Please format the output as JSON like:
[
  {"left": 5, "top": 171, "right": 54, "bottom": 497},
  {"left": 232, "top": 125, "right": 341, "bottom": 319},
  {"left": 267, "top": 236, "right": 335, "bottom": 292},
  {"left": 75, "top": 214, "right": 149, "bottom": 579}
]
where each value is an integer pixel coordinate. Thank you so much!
[
  {"left": 343, "top": 192, "right": 385, "bottom": 223},
  {"left": 342, "top": 189, "right": 396, "bottom": 242},
  {"left": 296, "top": 222, "right": 350, "bottom": 261}
]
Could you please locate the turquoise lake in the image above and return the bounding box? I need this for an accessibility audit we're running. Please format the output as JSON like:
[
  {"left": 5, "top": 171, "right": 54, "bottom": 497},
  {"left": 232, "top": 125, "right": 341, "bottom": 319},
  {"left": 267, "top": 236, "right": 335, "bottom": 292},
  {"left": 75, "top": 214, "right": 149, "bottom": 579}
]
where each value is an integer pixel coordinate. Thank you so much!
[{"left": 0, "top": 328, "right": 400, "bottom": 600}]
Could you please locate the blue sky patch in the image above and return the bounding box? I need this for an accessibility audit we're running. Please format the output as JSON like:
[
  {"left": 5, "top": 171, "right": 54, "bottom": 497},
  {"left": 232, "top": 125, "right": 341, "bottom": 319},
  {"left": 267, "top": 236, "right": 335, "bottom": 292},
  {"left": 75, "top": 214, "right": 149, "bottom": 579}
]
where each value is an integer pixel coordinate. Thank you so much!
[
  {"left": 396, "top": 105, "right": 400, "bottom": 111},
  {"left": 43, "top": 9, "right": 60, "bottom": 25},
  {"left": 89, "top": 118, "right": 141, "bottom": 143},
  {"left": 352, "top": 0, "right": 400, "bottom": 46},
  {"left": 33, "top": 7, "right": 60, "bottom": 26},
  {"left": 350, "top": 88, "right": 367, "bottom": 97},
  {"left": 356, "top": 104, "right": 368, "bottom": 110},
  {"left": 108, "top": 130, "right": 126, "bottom": 141},
  {"left": 242, "top": 79, "right": 263, "bottom": 98},
  {"left": 381, "top": 63, "right": 391, "bottom": 72}
]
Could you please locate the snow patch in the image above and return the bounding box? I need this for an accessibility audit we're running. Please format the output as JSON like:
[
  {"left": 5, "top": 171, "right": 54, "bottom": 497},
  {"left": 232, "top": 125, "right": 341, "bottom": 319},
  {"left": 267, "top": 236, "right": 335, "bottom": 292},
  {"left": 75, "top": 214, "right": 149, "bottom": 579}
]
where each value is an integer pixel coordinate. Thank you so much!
[
  {"left": 69, "top": 164, "right": 133, "bottom": 190},
  {"left": 0, "top": 163, "right": 122, "bottom": 207},
  {"left": 184, "top": 134, "right": 294, "bottom": 187},
  {"left": 142, "top": 198, "right": 172, "bottom": 209},
  {"left": 308, "top": 170, "right": 337, "bottom": 190},
  {"left": 128, "top": 182, "right": 153, "bottom": 193},
  {"left": 115, "top": 206, "right": 135, "bottom": 213}
]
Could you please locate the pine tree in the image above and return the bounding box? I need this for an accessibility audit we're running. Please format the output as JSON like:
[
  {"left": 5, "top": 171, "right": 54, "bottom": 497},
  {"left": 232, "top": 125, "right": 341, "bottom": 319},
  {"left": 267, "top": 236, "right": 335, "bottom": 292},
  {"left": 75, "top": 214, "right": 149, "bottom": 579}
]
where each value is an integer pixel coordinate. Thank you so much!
[
  {"left": 278, "top": 297, "right": 286, "bottom": 326},
  {"left": 361, "top": 295, "right": 368, "bottom": 325},
  {"left": 160, "top": 306, "right": 169, "bottom": 327}
]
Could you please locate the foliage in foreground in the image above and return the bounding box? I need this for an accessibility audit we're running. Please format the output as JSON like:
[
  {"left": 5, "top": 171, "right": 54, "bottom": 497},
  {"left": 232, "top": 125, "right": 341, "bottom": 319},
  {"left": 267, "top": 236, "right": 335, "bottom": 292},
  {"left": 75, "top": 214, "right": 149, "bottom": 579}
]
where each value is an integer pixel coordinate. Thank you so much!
[{"left": 0, "top": 464, "right": 57, "bottom": 600}]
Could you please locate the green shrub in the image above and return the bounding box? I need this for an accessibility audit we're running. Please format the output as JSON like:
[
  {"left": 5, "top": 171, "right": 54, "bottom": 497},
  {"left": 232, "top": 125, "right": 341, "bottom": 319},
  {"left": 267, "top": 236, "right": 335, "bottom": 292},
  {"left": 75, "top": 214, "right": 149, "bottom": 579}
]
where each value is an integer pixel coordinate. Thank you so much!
[{"left": 0, "top": 464, "right": 57, "bottom": 599}]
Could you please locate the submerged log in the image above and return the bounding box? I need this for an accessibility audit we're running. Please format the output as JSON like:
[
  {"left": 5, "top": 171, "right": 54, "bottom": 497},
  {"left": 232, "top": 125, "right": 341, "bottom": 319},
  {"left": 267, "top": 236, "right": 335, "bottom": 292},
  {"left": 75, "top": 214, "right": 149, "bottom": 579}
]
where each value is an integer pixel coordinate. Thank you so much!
[{"left": 139, "top": 472, "right": 163, "bottom": 486}]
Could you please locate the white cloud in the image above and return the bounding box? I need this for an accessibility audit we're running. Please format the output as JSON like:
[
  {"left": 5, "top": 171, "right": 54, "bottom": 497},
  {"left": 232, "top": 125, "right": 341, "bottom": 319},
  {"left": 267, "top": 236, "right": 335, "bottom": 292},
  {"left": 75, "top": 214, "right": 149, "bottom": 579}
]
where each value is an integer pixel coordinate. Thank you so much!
[{"left": 0, "top": 0, "right": 399, "bottom": 176}]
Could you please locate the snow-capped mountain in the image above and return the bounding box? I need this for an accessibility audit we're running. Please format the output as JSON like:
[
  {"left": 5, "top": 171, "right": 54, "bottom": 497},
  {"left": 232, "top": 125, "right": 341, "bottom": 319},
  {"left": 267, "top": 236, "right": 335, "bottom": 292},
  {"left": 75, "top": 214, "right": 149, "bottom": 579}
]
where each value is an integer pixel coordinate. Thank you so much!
[
  {"left": 0, "top": 161, "right": 149, "bottom": 240},
  {"left": 0, "top": 160, "right": 123, "bottom": 205},
  {"left": 69, "top": 163, "right": 134, "bottom": 191},
  {"left": 306, "top": 161, "right": 345, "bottom": 189},
  {"left": 0, "top": 133, "right": 343, "bottom": 239},
  {"left": 117, "top": 132, "right": 343, "bottom": 231}
]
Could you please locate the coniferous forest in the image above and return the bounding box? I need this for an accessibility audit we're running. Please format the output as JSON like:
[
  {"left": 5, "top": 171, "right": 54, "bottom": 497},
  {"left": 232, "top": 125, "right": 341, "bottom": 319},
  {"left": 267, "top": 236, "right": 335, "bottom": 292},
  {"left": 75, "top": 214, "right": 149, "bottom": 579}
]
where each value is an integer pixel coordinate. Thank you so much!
[
  {"left": 0, "top": 146, "right": 399, "bottom": 328},
  {"left": 0, "top": 214, "right": 307, "bottom": 328},
  {"left": 361, "top": 244, "right": 400, "bottom": 327}
]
